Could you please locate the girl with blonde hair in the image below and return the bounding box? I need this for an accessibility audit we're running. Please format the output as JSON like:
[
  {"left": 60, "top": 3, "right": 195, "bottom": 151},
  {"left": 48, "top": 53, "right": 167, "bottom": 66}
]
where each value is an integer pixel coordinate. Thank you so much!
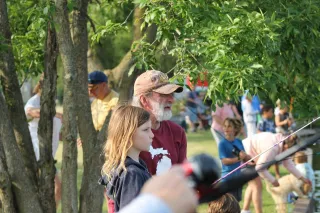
[{"left": 102, "top": 105, "right": 154, "bottom": 212}]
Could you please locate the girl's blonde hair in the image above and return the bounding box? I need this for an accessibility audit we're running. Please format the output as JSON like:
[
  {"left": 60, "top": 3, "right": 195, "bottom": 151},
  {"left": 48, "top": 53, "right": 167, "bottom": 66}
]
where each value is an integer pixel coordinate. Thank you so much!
[
  {"left": 223, "top": 118, "right": 243, "bottom": 136},
  {"left": 102, "top": 105, "right": 150, "bottom": 179}
]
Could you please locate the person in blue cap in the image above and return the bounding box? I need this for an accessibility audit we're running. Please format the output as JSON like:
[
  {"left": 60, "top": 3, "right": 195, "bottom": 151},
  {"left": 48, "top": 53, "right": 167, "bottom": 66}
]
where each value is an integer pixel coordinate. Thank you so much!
[{"left": 88, "top": 70, "right": 119, "bottom": 131}]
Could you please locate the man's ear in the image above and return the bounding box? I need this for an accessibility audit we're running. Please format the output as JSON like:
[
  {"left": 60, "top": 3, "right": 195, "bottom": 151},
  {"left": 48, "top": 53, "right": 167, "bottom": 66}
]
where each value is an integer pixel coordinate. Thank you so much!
[{"left": 140, "top": 95, "right": 151, "bottom": 110}]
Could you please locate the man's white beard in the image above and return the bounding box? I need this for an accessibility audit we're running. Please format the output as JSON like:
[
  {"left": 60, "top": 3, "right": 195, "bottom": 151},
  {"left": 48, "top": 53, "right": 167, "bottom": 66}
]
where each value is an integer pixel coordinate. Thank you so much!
[{"left": 149, "top": 100, "right": 172, "bottom": 121}]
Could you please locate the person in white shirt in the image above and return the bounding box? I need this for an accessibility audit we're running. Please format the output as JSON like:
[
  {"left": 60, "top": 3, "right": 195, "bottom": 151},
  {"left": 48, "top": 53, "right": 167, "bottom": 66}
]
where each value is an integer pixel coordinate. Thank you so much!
[
  {"left": 241, "top": 96, "right": 259, "bottom": 137},
  {"left": 24, "top": 75, "right": 62, "bottom": 206}
]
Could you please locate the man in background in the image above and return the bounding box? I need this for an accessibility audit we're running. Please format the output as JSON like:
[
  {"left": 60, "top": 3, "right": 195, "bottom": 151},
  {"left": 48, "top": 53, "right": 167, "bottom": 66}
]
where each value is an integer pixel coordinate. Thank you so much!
[{"left": 88, "top": 70, "right": 119, "bottom": 131}]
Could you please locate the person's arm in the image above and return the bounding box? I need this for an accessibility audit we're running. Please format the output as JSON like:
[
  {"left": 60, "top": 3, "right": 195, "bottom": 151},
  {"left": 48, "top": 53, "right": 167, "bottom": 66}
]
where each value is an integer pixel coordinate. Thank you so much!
[
  {"left": 255, "top": 153, "right": 277, "bottom": 184},
  {"left": 238, "top": 141, "right": 254, "bottom": 163},
  {"left": 178, "top": 131, "right": 187, "bottom": 163},
  {"left": 231, "top": 104, "right": 242, "bottom": 119},
  {"left": 275, "top": 114, "right": 288, "bottom": 127},
  {"left": 288, "top": 113, "right": 295, "bottom": 127},
  {"left": 221, "top": 151, "right": 251, "bottom": 165},
  {"left": 283, "top": 158, "right": 303, "bottom": 180},
  {"left": 219, "top": 142, "right": 241, "bottom": 165},
  {"left": 26, "top": 108, "right": 41, "bottom": 118},
  {"left": 211, "top": 106, "right": 223, "bottom": 126},
  {"left": 221, "top": 157, "right": 240, "bottom": 165},
  {"left": 212, "top": 115, "right": 224, "bottom": 126},
  {"left": 119, "top": 170, "right": 146, "bottom": 210}
]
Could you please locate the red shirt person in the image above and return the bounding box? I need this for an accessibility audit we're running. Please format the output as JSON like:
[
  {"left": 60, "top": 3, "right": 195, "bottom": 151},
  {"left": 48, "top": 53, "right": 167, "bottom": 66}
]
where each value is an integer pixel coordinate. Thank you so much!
[{"left": 132, "top": 70, "right": 187, "bottom": 175}]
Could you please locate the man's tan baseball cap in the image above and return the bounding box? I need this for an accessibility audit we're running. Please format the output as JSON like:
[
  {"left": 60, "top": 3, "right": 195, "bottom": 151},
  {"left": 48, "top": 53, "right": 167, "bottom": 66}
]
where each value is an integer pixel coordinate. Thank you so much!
[{"left": 134, "top": 70, "right": 183, "bottom": 96}]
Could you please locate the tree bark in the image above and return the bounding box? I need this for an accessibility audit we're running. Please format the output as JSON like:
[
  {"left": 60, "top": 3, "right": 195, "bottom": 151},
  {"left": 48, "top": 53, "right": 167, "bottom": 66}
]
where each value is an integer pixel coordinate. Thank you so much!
[
  {"left": 0, "top": 0, "right": 38, "bottom": 186},
  {"left": 0, "top": 132, "right": 16, "bottom": 213},
  {"left": 87, "top": 47, "right": 104, "bottom": 72},
  {"left": 0, "top": 92, "right": 43, "bottom": 213},
  {"left": 70, "top": 0, "right": 106, "bottom": 212},
  {"left": 53, "top": 0, "right": 78, "bottom": 212},
  {"left": 37, "top": 21, "right": 59, "bottom": 213}
]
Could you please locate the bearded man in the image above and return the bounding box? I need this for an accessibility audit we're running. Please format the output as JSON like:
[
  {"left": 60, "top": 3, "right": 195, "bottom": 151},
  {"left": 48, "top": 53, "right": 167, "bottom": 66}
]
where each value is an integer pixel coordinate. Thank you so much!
[{"left": 132, "top": 70, "right": 187, "bottom": 175}]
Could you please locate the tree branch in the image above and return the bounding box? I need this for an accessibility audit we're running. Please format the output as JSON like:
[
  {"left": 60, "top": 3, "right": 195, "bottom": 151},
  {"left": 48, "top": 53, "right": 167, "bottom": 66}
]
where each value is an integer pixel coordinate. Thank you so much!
[{"left": 105, "top": 6, "right": 158, "bottom": 101}]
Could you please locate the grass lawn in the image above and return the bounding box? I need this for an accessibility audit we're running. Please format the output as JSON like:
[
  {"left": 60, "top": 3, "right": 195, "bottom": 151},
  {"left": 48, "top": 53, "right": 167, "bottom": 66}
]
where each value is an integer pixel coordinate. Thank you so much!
[{"left": 55, "top": 130, "right": 292, "bottom": 213}]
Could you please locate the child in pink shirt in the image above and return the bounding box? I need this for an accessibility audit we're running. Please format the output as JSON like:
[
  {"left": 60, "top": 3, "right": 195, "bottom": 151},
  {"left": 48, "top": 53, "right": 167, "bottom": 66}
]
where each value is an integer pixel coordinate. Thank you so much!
[{"left": 240, "top": 132, "right": 311, "bottom": 213}]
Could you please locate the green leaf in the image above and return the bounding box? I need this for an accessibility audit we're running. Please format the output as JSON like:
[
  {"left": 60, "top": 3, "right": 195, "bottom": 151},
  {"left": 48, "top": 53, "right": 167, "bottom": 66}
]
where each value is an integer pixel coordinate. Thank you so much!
[
  {"left": 226, "top": 14, "right": 233, "bottom": 24},
  {"left": 43, "top": 7, "right": 48, "bottom": 15},
  {"left": 128, "top": 64, "right": 136, "bottom": 76},
  {"left": 150, "top": 12, "right": 156, "bottom": 20},
  {"left": 250, "top": 64, "right": 263, "bottom": 69}
]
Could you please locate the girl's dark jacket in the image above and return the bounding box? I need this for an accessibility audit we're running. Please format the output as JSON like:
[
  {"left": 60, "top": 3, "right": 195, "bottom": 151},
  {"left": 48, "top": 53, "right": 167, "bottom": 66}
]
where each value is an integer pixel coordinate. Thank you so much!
[{"left": 101, "top": 156, "right": 151, "bottom": 212}]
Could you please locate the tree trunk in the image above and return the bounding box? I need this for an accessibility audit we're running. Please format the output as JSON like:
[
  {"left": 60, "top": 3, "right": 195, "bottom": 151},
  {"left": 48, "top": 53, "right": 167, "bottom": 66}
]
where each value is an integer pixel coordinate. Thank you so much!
[
  {"left": 0, "top": 93, "right": 43, "bottom": 213},
  {"left": 0, "top": 130, "right": 16, "bottom": 213},
  {"left": 37, "top": 21, "right": 59, "bottom": 213},
  {"left": 70, "top": 0, "right": 106, "bottom": 212},
  {"left": 117, "top": 64, "right": 141, "bottom": 103},
  {"left": 0, "top": 0, "right": 38, "bottom": 185},
  {"left": 87, "top": 47, "right": 104, "bottom": 72},
  {"left": 54, "top": 0, "right": 78, "bottom": 212}
]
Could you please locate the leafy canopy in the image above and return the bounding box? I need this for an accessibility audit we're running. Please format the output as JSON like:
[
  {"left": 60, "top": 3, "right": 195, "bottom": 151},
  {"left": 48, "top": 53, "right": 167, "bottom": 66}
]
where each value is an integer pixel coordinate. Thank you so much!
[{"left": 133, "top": 0, "right": 320, "bottom": 117}]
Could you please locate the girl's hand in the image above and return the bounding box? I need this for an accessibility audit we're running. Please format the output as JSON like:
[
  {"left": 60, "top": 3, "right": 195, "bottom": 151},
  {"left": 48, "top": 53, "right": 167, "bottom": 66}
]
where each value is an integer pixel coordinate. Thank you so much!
[
  {"left": 300, "top": 177, "right": 312, "bottom": 186},
  {"left": 240, "top": 152, "right": 252, "bottom": 162},
  {"left": 239, "top": 151, "right": 247, "bottom": 160},
  {"left": 247, "top": 161, "right": 255, "bottom": 166}
]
